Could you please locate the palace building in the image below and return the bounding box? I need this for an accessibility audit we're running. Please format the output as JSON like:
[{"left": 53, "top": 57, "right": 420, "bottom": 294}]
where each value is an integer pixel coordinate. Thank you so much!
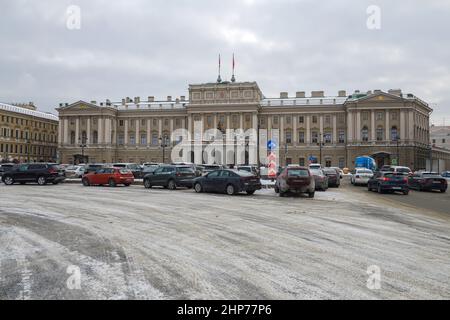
[
  {"left": 0, "top": 102, "right": 59, "bottom": 163},
  {"left": 57, "top": 80, "right": 434, "bottom": 170}
]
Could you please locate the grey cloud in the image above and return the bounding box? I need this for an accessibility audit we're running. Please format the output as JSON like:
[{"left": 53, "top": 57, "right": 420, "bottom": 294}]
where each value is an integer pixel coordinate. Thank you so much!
[{"left": 0, "top": 0, "right": 449, "bottom": 124}]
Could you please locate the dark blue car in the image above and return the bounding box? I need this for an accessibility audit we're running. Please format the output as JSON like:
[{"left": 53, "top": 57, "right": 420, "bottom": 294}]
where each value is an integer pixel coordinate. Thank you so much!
[
  {"left": 193, "top": 169, "right": 261, "bottom": 195},
  {"left": 367, "top": 171, "right": 409, "bottom": 195}
]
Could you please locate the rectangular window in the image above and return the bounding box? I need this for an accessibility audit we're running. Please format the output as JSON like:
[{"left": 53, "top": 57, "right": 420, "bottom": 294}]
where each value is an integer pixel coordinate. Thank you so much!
[
  {"left": 130, "top": 135, "right": 135, "bottom": 145},
  {"left": 299, "top": 116, "right": 304, "bottom": 124},
  {"left": 324, "top": 132, "right": 332, "bottom": 143},
  {"left": 299, "top": 157, "right": 305, "bottom": 166},
  {"left": 312, "top": 116, "right": 317, "bottom": 124},
  {"left": 376, "top": 112, "right": 383, "bottom": 120},
  {"left": 339, "top": 131, "right": 345, "bottom": 143},
  {"left": 141, "top": 134, "right": 147, "bottom": 145},
  {"left": 273, "top": 116, "right": 279, "bottom": 125},
  {"left": 286, "top": 116, "right": 291, "bottom": 124},
  {"left": 286, "top": 132, "right": 292, "bottom": 144},
  {"left": 152, "top": 134, "right": 158, "bottom": 145},
  {"left": 312, "top": 131, "right": 318, "bottom": 143},
  {"left": 362, "top": 112, "right": 369, "bottom": 121},
  {"left": 339, "top": 158, "right": 345, "bottom": 168},
  {"left": 299, "top": 132, "right": 305, "bottom": 143}
]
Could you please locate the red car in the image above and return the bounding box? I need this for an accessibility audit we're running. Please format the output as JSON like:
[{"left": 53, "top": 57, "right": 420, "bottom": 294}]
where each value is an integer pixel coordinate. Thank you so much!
[
  {"left": 275, "top": 166, "right": 315, "bottom": 197},
  {"left": 82, "top": 167, "right": 134, "bottom": 187}
]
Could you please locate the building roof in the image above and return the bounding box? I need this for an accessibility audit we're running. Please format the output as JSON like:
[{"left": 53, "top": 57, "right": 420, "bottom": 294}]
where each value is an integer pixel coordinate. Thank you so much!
[
  {"left": 261, "top": 96, "right": 348, "bottom": 107},
  {"left": 0, "top": 102, "right": 58, "bottom": 121},
  {"left": 111, "top": 101, "right": 188, "bottom": 111}
]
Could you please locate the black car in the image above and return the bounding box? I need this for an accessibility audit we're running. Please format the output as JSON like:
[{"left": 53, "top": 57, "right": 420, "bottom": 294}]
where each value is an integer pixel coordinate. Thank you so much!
[
  {"left": 322, "top": 168, "right": 340, "bottom": 187},
  {"left": 408, "top": 172, "right": 447, "bottom": 192},
  {"left": 367, "top": 171, "right": 409, "bottom": 195},
  {"left": 143, "top": 165, "right": 196, "bottom": 189},
  {"left": 193, "top": 169, "right": 261, "bottom": 195},
  {"left": 2, "top": 163, "right": 65, "bottom": 185},
  {"left": 0, "top": 163, "right": 15, "bottom": 177}
]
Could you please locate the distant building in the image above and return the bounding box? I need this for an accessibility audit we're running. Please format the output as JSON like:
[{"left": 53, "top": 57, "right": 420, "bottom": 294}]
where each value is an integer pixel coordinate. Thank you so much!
[
  {"left": 0, "top": 102, "right": 59, "bottom": 163},
  {"left": 431, "top": 125, "right": 450, "bottom": 150},
  {"left": 56, "top": 79, "right": 435, "bottom": 170}
]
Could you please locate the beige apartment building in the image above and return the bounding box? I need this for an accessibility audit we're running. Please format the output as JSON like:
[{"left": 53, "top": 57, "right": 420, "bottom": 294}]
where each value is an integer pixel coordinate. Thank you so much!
[
  {"left": 57, "top": 80, "right": 434, "bottom": 170},
  {"left": 0, "top": 102, "right": 59, "bottom": 163}
]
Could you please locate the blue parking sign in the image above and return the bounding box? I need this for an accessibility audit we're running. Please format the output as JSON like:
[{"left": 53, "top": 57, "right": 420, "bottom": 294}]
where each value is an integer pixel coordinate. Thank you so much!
[{"left": 267, "top": 140, "right": 277, "bottom": 150}]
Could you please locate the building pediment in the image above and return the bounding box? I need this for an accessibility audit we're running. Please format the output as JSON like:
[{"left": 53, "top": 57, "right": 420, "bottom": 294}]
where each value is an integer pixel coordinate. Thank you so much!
[
  {"left": 57, "top": 100, "right": 100, "bottom": 111},
  {"left": 353, "top": 92, "right": 403, "bottom": 103}
]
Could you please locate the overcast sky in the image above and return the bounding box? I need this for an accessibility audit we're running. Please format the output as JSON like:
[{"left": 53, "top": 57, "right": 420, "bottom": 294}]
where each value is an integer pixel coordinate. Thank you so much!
[{"left": 0, "top": 0, "right": 449, "bottom": 124}]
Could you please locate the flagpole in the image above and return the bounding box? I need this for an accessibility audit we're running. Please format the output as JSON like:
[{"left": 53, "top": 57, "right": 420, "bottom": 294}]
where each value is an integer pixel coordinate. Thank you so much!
[
  {"left": 217, "top": 54, "right": 222, "bottom": 83},
  {"left": 231, "top": 53, "right": 236, "bottom": 82}
]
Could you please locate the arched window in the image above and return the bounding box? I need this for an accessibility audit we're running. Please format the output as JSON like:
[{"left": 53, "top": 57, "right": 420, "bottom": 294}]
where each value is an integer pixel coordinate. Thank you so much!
[
  {"left": 376, "top": 126, "right": 384, "bottom": 141},
  {"left": 92, "top": 131, "right": 98, "bottom": 144},
  {"left": 391, "top": 126, "right": 398, "bottom": 141},
  {"left": 361, "top": 127, "right": 369, "bottom": 142}
]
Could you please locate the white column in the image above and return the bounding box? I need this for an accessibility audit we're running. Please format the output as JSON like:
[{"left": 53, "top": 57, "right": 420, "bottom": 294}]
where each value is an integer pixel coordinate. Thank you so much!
[
  {"left": 98, "top": 117, "right": 103, "bottom": 145},
  {"left": 213, "top": 113, "right": 217, "bottom": 130},
  {"left": 226, "top": 113, "right": 231, "bottom": 130},
  {"left": 371, "top": 111, "right": 376, "bottom": 141},
  {"left": 112, "top": 119, "right": 117, "bottom": 145},
  {"left": 356, "top": 111, "right": 361, "bottom": 141},
  {"left": 63, "top": 118, "right": 69, "bottom": 144},
  {"left": 280, "top": 115, "right": 284, "bottom": 143},
  {"left": 170, "top": 118, "right": 174, "bottom": 143},
  {"left": 158, "top": 118, "right": 162, "bottom": 138},
  {"left": 124, "top": 119, "right": 128, "bottom": 146},
  {"left": 385, "top": 110, "right": 390, "bottom": 141},
  {"left": 400, "top": 110, "right": 406, "bottom": 140},
  {"left": 319, "top": 115, "right": 323, "bottom": 135},
  {"left": 106, "top": 118, "right": 111, "bottom": 144},
  {"left": 75, "top": 117, "right": 80, "bottom": 144},
  {"left": 147, "top": 119, "right": 151, "bottom": 146},
  {"left": 252, "top": 113, "right": 258, "bottom": 131},
  {"left": 239, "top": 113, "right": 244, "bottom": 130},
  {"left": 293, "top": 114, "right": 298, "bottom": 145},
  {"left": 188, "top": 115, "right": 192, "bottom": 136},
  {"left": 332, "top": 114, "right": 337, "bottom": 144},
  {"left": 86, "top": 118, "right": 91, "bottom": 146},
  {"left": 408, "top": 110, "right": 414, "bottom": 141},
  {"left": 135, "top": 118, "right": 139, "bottom": 145},
  {"left": 58, "top": 118, "right": 63, "bottom": 146},
  {"left": 306, "top": 115, "right": 311, "bottom": 144},
  {"left": 347, "top": 112, "right": 353, "bottom": 142}
]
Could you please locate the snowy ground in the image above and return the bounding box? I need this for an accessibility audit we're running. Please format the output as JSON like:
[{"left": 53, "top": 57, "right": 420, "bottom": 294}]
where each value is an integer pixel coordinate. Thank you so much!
[{"left": 0, "top": 180, "right": 449, "bottom": 299}]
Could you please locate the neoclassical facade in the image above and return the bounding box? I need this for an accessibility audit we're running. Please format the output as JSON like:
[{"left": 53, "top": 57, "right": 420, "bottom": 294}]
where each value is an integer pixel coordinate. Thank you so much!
[
  {"left": 0, "top": 102, "right": 59, "bottom": 163},
  {"left": 57, "top": 80, "right": 433, "bottom": 170}
]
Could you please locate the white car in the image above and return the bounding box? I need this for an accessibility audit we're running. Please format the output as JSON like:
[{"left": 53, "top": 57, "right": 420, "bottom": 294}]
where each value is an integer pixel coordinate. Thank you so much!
[
  {"left": 351, "top": 168, "right": 374, "bottom": 185},
  {"left": 309, "top": 163, "right": 322, "bottom": 170},
  {"left": 65, "top": 165, "right": 85, "bottom": 178}
]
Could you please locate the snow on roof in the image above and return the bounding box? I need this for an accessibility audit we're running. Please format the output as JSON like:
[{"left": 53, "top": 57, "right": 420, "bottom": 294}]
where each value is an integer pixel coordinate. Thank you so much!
[
  {"left": 261, "top": 96, "right": 348, "bottom": 107},
  {"left": 112, "top": 101, "right": 189, "bottom": 110},
  {"left": 0, "top": 102, "right": 58, "bottom": 121}
]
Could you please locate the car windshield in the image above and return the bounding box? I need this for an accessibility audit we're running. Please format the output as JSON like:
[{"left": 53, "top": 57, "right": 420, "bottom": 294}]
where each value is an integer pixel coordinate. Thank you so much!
[
  {"left": 422, "top": 172, "right": 439, "bottom": 176},
  {"left": 397, "top": 168, "right": 411, "bottom": 173},
  {"left": 113, "top": 164, "right": 126, "bottom": 168},
  {"left": 310, "top": 169, "right": 322, "bottom": 175},
  {"left": 287, "top": 169, "right": 309, "bottom": 177},
  {"left": 178, "top": 167, "right": 194, "bottom": 173},
  {"left": 235, "top": 170, "right": 254, "bottom": 177}
]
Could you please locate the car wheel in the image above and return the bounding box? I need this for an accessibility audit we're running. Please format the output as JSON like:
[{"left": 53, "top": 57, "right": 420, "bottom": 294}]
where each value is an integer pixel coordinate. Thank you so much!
[
  {"left": 52, "top": 181, "right": 59, "bottom": 185},
  {"left": 37, "top": 176, "right": 47, "bottom": 185},
  {"left": 4, "top": 176, "right": 14, "bottom": 185},
  {"left": 109, "top": 179, "right": 117, "bottom": 187},
  {"left": 377, "top": 185, "right": 383, "bottom": 194},
  {"left": 367, "top": 185, "right": 372, "bottom": 192},
  {"left": 274, "top": 185, "right": 279, "bottom": 193},
  {"left": 441, "top": 189, "right": 446, "bottom": 193},
  {"left": 308, "top": 191, "right": 315, "bottom": 198},
  {"left": 279, "top": 191, "right": 285, "bottom": 197},
  {"left": 194, "top": 183, "right": 203, "bottom": 193},
  {"left": 403, "top": 190, "right": 409, "bottom": 195},
  {"left": 124, "top": 183, "right": 130, "bottom": 187},
  {"left": 82, "top": 178, "right": 90, "bottom": 186},
  {"left": 246, "top": 190, "right": 255, "bottom": 195},
  {"left": 20, "top": 182, "right": 26, "bottom": 185},
  {"left": 168, "top": 179, "right": 177, "bottom": 190},
  {"left": 144, "top": 179, "right": 152, "bottom": 189},
  {"left": 226, "top": 184, "right": 236, "bottom": 195}
]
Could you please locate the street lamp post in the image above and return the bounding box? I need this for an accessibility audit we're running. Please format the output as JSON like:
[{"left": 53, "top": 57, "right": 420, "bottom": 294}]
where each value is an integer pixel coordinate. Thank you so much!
[
  {"left": 26, "top": 139, "right": 31, "bottom": 163},
  {"left": 79, "top": 137, "right": 87, "bottom": 164},
  {"left": 318, "top": 132, "right": 324, "bottom": 166},
  {"left": 396, "top": 136, "right": 400, "bottom": 166},
  {"left": 159, "top": 135, "right": 169, "bottom": 164}
]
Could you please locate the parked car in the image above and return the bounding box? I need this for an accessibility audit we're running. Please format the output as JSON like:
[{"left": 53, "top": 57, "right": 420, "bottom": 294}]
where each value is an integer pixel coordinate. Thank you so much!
[
  {"left": 322, "top": 168, "right": 340, "bottom": 187},
  {"left": 274, "top": 166, "right": 315, "bottom": 197},
  {"left": 441, "top": 171, "right": 450, "bottom": 183},
  {"left": 84, "top": 163, "right": 105, "bottom": 174},
  {"left": 236, "top": 165, "right": 259, "bottom": 176},
  {"left": 171, "top": 162, "right": 203, "bottom": 177},
  {"left": 0, "top": 163, "right": 15, "bottom": 177},
  {"left": 351, "top": 168, "right": 374, "bottom": 185},
  {"left": 143, "top": 165, "right": 196, "bottom": 189},
  {"left": 367, "top": 171, "right": 409, "bottom": 195},
  {"left": 2, "top": 163, "right": 65, "bottom": 185},
  {"left": 65, "top": 165, "right": 85, "bottom": 178},
  {"left": 309, "top": 168, "right": 328, "bottom": 191},
  {"left": 408, "top": 172, "right": 447, "bottom": 193},
  {"left": 380, "top": 165, "right": 412, "bottom": 176},
  {"left": 193, "top": 169, "right": 261, "bottom": 195},
  {"left": 82, "top": 167, "right": 134, "bottom": 187},
  {"left": 202, "top": 164, "right": 224, "bottom": 174},
  {"left": 112, "top": 163, "right": 142, "bottom": 178},
  {"left": 327, "top": 167, "right": 344, "bottom": 179}
]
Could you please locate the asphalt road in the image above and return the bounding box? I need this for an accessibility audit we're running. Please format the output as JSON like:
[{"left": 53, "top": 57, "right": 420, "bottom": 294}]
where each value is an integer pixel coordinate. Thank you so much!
[
  {"left": 342, "top": 177, "right": 450, "bottom": 217},
  {"left": 0, "top": 180, "right": 449, "bottom": 299}
]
